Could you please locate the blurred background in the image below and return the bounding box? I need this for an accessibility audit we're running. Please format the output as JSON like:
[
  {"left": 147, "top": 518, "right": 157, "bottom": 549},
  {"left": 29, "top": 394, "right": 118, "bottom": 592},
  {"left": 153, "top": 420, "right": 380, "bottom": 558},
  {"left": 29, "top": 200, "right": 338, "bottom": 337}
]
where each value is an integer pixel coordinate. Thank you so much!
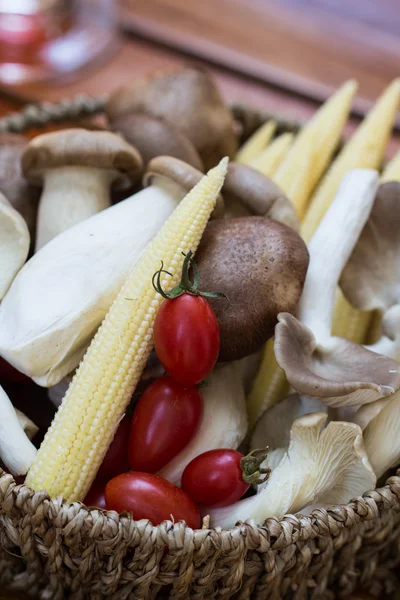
[{"left": 0, "top": 0, "right": 399, "bottom": 141}]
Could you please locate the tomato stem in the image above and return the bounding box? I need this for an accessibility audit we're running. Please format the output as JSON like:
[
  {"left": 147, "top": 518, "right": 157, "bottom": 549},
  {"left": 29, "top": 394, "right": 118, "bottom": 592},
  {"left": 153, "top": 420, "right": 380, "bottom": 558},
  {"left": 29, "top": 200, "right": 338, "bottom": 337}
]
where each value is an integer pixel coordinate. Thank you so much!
[
  {"left": 152, "top": 250, "right": 229, "bottom": 306},
  {"left": 240, "top": 447, "right": 271, "bottom": 485}
]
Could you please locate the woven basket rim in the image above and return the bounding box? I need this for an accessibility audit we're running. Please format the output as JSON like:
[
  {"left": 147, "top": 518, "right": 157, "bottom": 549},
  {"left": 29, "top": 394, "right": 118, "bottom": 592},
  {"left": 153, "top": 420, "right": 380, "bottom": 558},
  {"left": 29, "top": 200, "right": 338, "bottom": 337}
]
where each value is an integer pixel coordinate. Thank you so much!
[{"left": 0, "top": 94, "right": 399, "bottom": 546}]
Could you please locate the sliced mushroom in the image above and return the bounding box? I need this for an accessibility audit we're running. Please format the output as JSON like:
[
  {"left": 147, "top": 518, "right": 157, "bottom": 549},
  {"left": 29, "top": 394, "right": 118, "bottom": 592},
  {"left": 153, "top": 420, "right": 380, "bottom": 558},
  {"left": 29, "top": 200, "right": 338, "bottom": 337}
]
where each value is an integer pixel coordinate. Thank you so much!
[
  {"left": 195, "top": 216, "right": 309, "bottom": 362},
  {"left": 208, "top": 413, "right": 376, "bottom": 528},
  {"left": 0, "top": 157, "right": 219, "bottom": 387},
  {"left": 364, "top": 389, "right": 400, "bottom": 478},
  {"left": 275, "top": 169, "right": 400, "bottom": 407},
  {"left": 106, "top": 67, "right": 238, "bottom": 169},
  {"left": 0, "top": 192, "right": 30, "bottom": 299},
  {"left": 22, "top": 128, "right": 143, "bottom": 250},
  {"left": 0, "top": 133, "right": 40, "bottom": 238},
  {"left": 222, "top": 162, "right": 299, "bottom": 230},
  {"left": 111, "top": 113, "right": 203, "bottom": 171}
]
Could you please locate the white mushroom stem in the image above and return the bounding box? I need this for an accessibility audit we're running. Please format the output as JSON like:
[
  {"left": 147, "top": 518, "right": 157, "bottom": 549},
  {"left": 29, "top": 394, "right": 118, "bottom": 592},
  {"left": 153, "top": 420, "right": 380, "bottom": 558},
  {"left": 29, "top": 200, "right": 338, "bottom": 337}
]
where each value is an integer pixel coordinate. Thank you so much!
[
  {"left": 0, "top": 176, "right": 197, "bottom": 387},
  {"left": 299, "top": 169, "right": 378, "bottom": 342},
  {"left": 36, "top": 166, "right": 116, "bottom": 250},
  {"left": 364, "top": 389, "right": 400, "bottom": 478},
  {"left": 207, "top": 413, "right": 376, "bottom": 528},
  {"left": 0, "top": 386, "right": 37, "bottom": 475},
  {"left": 15, "top": 408, "right": 39, "bottom": 440},
  {"left": 366, "top": 304, "right": 400, "bottom": 360},
  {"left": 158, "top": 360, "right": 249, "bottom": 487},
  {"left": 0, "top": 194, "right": 30, "bottom": 299}
]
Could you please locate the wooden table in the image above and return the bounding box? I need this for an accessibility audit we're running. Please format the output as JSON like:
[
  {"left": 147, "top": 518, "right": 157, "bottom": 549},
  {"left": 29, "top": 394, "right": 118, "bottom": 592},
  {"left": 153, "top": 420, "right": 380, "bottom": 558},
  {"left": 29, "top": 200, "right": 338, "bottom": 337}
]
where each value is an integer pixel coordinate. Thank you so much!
[{"left": 0, "top": 2, "right": 398, "bottom": 598}]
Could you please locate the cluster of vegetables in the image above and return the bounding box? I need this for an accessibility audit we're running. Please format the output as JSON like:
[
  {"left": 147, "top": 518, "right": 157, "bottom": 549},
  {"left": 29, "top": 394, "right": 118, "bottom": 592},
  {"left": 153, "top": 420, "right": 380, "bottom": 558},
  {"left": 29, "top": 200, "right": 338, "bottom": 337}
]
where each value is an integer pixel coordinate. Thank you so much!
[{"left": 1, "top": 67, "right": 400, "bottom": 530}]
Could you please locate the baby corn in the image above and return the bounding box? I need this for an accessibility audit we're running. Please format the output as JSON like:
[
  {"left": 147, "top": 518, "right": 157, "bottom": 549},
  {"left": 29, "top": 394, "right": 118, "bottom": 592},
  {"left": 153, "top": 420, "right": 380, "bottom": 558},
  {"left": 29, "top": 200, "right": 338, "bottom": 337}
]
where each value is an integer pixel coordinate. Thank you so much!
[
  {"left": 26, "top": 159, "right": 228, "bottom": 502},
  {"left": 235, "top": 120, "right": 276, "bottom": 164},
  {"left": 248, "top": 133, "right": 294, "bottom": 177}
]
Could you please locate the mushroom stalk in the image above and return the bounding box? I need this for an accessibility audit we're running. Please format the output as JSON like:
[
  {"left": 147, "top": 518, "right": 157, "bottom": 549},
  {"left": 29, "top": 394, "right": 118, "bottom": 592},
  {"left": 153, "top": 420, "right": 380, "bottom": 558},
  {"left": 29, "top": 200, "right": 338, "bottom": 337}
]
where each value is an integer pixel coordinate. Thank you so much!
[
  {"left": 0, "top": 192, "right": 30, "bottom": 299},
  {"left": 36, "top": 167, "right": 115, "bottom": 250},
  {"left": 0, "top": 385, "right": 37, "bottom": 475},
  {"left": 158, "top": 360, "right": 249, "bottom": 486},
  {"left": 298, "top": 169, "right": 378, "bottom": 342}
]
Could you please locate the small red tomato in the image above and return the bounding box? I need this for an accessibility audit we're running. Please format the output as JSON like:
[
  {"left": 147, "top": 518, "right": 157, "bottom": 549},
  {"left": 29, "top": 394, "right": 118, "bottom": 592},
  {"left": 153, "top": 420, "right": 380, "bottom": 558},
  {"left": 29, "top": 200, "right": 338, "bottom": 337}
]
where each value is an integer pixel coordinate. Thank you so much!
[
  {"left": 129, "top": 377, "right": 202, "bottom": 473},
  {"left": 0, "top": 357, "right": 32, "bottom": 384},
  {"left": 97, "top": 415, "right": 131, "bottom": 481},
  {"left": 105, "top": 472, "right": 200, "bottom": 529},
  {"left": 84, "top": 481, "right": 107, "bottom": 509},
  {"left": 153, "top": 293, "right": 220, "bottom": 386},
  {"left": 181, "top": 449, "right": 250, "bottom": 508}
]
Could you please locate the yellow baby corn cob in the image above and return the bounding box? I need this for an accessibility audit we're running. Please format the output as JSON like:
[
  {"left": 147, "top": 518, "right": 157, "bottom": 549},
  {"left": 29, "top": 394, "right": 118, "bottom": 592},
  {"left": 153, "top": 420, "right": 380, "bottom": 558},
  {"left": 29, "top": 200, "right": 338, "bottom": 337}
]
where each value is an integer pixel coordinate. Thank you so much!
[
  {"left": 26, "top": 159, "right": 228, "bottom": 502},
  {"left": 246, "top": 82, "right": 357, "bottom": 429},
  {"left": 381, "top": 150, "right": 400, "bottom": 182},
  {"left": 248, "top": 133, "right": 294, "bottom": 177},
  {"left": 235, "top": 120, "right": 276, "bottom": 164},
  {"left": 274, "top": 80, "right": 357, "bottom": 218}
]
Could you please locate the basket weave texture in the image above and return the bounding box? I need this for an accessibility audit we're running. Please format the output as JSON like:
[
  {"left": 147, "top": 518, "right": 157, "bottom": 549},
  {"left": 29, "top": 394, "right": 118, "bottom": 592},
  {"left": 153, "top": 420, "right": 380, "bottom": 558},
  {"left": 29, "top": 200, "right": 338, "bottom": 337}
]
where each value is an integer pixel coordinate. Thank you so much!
[{"left": 0, "top": 98, "right": 399, "bottom": 599}]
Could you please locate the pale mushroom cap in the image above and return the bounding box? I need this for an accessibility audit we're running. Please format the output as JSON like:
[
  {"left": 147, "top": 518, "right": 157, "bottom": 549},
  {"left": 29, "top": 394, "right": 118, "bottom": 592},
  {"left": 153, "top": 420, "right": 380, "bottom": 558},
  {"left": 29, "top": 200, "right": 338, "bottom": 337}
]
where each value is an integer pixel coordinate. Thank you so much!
[
  {"left": 112, "top": 113, "right": 203, "bottom": 171},
  {"left": 223, "top": 162, "right": 299, "bottom": 229},
  {"left": 364, "top": 388, "right": 400, "bottom": 478},
  {"left": 106, "top": 67, "right": 238, "bottom": 169},
  {"left": 22, "top": 128, "right": 143, "bottom": 188},
  {"left": 340, "top": 182, "right": 400, "bottom": 312},
  {"left": 0, "top": 191, "right": 30, "bottom": 299},
  {"left": 195, "top": 217, "right": 309, "bottom": 362},
  {"left": 0, "top": 133, "right": 40, "bottom": 237},
  {"left": 144, "top": 156, "right": 224, "bottom": 218},
  {"left": 275, "top": 312, "right": 400, "bottom": 407}
]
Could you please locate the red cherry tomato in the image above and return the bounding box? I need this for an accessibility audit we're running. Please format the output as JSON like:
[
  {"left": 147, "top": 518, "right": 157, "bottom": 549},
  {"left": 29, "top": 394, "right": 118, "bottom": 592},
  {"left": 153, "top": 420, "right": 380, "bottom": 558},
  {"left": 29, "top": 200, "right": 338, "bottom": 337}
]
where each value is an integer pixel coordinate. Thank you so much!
[
  {"left": 84, "top": 481, "right": 107, "bottom": 509},
  {"left": 181, "top": 449, "right": 250, "bottom": 508},
  {"left": 153, "top": 293, "right": 220, "bottom": 386},
  {"left": 97, "top": 415, "right": 131, "bottom": 481},
  {"left": 129, "top": 377, "right": 202, "bottom": 473},
  {"left": 0, "top": 357, "right": 32, "bottom": 384},
  {"left": 105, "top": 472, "right": 200, "bottom": 529}
]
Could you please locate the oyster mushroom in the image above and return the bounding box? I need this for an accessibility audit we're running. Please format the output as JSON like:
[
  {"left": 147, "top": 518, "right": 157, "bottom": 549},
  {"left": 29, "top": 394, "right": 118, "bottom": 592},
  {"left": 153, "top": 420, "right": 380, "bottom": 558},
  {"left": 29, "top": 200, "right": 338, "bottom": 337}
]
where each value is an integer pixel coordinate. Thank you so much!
[
  {"left": 0, "top": 157, "right": 220, "bottom": 387},
  {"left": 275, "top": 169, "right": 400, "bottom": 407},
  {"left": 15, "top": 408, "right": 39, "bottom": 441},
  {"left": 364, "top": 389, "right": 400, "bottom": 478},
  {"left": 22, "top": 128, "right": 143, "bottom": 250},
  {"left": 195, "top": 216, "right": 309, "bottom": 362},
  {"left": 222, "top": 162, "right": 298, "bottom": 230},
  {"left": 0, "top": 385, "right": 37, "bottom": 475},
  {"left": 0, "top": 192, "right": 30, "bottom": 299},
  {"left": 111, "top": 113, "right": 203, "bottom": 171},
  {"left": 208, "top": 413, "right": 376, "bottom": 528},
  {"left": 158, "top": 359, "right": 249, "bottom": 487},
  {"left": 106, "top": 67, "right": 238, "bottom": 169},
  {"left": 0, "top": 133, "right": 40, "bottom": 238}
]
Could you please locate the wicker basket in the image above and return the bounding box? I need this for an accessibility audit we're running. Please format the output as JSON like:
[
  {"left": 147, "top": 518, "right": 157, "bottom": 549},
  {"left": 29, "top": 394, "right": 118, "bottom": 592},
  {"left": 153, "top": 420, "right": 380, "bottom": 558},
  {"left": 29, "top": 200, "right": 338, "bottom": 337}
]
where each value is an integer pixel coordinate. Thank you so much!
[{"left": 0, "top": 97, "right": 399, "bottom": 600}]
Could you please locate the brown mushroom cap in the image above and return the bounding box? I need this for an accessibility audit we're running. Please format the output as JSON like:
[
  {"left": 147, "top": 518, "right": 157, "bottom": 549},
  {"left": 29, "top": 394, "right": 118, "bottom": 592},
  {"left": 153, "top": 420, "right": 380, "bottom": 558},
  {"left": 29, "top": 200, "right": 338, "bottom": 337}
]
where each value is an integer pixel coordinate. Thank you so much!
[
  {"left": 22, "top": 128, "right": 143, "bottom": 188},
  {"left": 223, "top": 162, "right": 298, "bottom": 229},
  {"left": 144, "top": 156, "right": 224, "bottom": 219},
  {"left": 195, "top": 216, "right": 309, "bottom": 361},
  {"left": 112, "top": 113, "right": 203, "bottom": 171},
  {"left": 0, "top": 134, "right": 40, "bottom": 238},
  {"left": 106, "top": 67, "right": 238, "bottom": 169}
]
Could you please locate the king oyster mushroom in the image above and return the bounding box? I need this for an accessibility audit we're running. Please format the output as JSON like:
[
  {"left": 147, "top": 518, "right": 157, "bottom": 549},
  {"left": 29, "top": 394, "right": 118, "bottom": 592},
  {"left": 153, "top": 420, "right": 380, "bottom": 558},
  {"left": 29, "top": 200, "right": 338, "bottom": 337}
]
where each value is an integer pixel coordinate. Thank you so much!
[
  {"left": 208, "top": 413, "right": 376, "bottom": 528},
  {"left": 0, "top": 192, "right": 30, "bottom": 299},
  {"left": 275, "top": 169, "right": 400, "bottom": 407},
  {"left": 0, "top": 158, "right": 222, "bottom": 387},
  {"left": 195, "top": 216, "right": 309, "bottom": 362},
  {"left": 106, "top": 67, "right": 238, "bottom": 169},
  {"left": 222, "top": 162, "right": 298, "bottom": 230},
  {"left": 111, "top": 113, "right": 203, "bottom": 171},
  {"left": 0, "top": 133, "right": 40, "bottom": 239},
  {"left": 22, "top": 128, "right": 143, "bottom": 250}
]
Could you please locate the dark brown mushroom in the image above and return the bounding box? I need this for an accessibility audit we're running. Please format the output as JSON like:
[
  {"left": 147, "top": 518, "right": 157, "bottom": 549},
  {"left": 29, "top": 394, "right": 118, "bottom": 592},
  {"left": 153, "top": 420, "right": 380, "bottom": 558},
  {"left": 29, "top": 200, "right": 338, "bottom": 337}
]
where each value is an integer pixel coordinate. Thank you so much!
[
  {"left": 195, "top": 216, "right": 309, "bottom": 361},
  {"left": 106, "top": 67, "right": 238, "bottom": 169}
]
